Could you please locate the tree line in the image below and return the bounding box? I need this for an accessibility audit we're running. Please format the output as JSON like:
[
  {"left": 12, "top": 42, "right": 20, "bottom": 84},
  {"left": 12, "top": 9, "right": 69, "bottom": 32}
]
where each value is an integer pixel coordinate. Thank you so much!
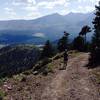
[
  {"left": 41, "top": 25, "right": 91, "bottom": 58},
  {"left": 41, "top": 26, "right": 91, "bottom": 58},
  {"left": 40, "top": 1, "right": 100, "bottom": 68}
]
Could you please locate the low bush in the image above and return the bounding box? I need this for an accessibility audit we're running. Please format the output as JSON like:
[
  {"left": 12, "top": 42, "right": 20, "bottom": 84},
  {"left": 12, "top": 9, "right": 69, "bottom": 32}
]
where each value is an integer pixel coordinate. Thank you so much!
[
  {"left": 22, "top": 71, "right": 32, "bottom": 75},
  {"left": 33, "top": 58, "right": 52, "bottom": 72},
  {"left": 0, "top": 90, "right": 6, "bottom": 100},
  {"left": 53, "top": 52, "right": 64, "bottom": 60}
]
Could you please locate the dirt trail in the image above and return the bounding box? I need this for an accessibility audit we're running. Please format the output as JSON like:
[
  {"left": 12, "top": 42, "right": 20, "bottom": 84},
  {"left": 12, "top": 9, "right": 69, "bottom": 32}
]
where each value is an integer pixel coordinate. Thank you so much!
[{"left": 41, "top": 53, "right": 100, "bottom": 100}]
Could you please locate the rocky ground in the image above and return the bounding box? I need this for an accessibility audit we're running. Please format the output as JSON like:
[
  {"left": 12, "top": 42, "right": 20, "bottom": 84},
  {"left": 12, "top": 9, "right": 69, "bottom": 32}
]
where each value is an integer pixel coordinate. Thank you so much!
[{"left": 0, "top": 53, "right": 100, "bottom": 100}]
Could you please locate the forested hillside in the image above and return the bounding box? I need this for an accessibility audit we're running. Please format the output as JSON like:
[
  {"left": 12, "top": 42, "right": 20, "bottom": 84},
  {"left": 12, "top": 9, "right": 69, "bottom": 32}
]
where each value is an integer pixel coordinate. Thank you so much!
[{"left": 0, "top": 44, "right": 41, "bottom": 77}]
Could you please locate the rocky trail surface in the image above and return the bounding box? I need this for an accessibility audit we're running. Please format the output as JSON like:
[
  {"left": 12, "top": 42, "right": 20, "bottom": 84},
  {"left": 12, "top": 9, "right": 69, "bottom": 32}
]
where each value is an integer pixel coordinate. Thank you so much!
[{"left": 41, "top": 53, "right": 99, "bottom": 100}]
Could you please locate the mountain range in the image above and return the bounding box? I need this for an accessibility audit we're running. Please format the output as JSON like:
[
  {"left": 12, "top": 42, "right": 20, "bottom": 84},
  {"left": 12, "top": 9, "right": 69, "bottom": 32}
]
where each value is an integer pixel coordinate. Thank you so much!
[{"left": 0, "top": 12, "right": 95, "bottom": 45}]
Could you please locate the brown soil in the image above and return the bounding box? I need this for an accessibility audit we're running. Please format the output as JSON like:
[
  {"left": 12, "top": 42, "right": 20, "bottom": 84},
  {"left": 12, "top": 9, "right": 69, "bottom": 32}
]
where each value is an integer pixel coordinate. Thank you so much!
[{"left": 1, "top": 53, "right": 100, "bottom": 100}]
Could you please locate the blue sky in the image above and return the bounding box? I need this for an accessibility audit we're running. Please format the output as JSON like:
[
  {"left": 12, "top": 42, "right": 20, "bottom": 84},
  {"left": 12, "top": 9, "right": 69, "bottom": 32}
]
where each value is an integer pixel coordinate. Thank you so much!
[{"left": 0, "top": 0, "right": 99, "bottom": 20}]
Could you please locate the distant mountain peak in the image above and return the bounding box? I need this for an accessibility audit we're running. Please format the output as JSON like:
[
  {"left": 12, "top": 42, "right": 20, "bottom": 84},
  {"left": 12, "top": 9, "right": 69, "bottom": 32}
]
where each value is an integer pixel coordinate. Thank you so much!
[
  {"left": 48, "top": 13, "right": 61, "bottom": 16},
  {"left": 0, "top": 11, "right": 94, "bottom": 45},
  {"left": 42, "top": 13, "right": 62, "bottom": 18},
  {"left": 66, "top": 12, "right": 85, "bottom": 16}
]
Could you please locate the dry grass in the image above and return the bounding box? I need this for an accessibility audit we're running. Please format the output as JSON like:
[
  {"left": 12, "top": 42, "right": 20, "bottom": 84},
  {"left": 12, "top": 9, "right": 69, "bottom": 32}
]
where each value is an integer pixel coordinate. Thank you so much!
[{"left": 92, "top": 68, "right": 100, "bottom": 84}]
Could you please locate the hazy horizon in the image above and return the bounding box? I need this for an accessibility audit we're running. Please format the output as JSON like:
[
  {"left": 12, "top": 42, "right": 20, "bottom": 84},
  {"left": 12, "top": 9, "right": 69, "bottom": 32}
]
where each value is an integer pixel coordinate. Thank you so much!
[
  {"left": 0, "top": 11, "right": 94, "bottom": 21},
  {"left": 0, "top": 0, "right": 99, "bottom": 20}
]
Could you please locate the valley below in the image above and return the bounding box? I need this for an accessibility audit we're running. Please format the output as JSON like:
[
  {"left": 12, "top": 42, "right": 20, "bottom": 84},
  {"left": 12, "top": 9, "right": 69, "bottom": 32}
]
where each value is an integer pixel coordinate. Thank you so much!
[{"left": 0, "top": 12, "right": 94, "bottom": 46}]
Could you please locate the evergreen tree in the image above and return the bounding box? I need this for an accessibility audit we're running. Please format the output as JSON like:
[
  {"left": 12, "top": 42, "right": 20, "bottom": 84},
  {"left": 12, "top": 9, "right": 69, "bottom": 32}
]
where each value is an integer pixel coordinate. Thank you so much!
[
  {"left": 57, "top": 31, "right": 69, "bottom": 52},
  {"left": 79, "top": 25, "right": 91, "bottom": 44},
  {"left": 41, "top": 40, "right": 54, "bottom": 59},
  {"left": 73, "top": 35, "right": 85, "bottom": 52},
  {"left": 89, "top": 1, "right": 100, "bottom": 66}
]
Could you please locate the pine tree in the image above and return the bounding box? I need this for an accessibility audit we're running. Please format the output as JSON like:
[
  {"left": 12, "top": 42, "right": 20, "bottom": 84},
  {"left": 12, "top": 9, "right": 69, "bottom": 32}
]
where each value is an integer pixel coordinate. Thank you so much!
[
  {"left": 73, "top": 35, "right": 85, "bottom": 52},
  {"left": 57, "top": 31, "right": 69, "bottom": 52},
  {"left": 79, "top": 25, "right": 91, "bottom": 44},
  {"left": 41, "top": 40, "right": 54, "bottom": 59},
  {"left": 89, "top": 1, "right": 100, "bottom": 66}
]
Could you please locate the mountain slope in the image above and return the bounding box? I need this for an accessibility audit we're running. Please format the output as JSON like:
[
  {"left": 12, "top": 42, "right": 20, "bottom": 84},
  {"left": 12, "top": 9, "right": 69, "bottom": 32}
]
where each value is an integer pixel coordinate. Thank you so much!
[
  {"left": 0, "top": 13, "right": 66, "bottom": 30},
  {"left": 0, "top": 12, "right": 95, "bottom": 45},
  {"left": 0, "top": 44, "right": 41, "bottom": 77}
]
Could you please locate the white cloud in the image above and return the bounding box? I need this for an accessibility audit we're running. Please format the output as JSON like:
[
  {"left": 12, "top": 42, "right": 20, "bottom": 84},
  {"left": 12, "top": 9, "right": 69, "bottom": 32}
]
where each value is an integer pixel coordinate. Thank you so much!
[
  {"left": 11, "top": 0, "right": 41, "bottom": 19},
  {"left": 27, "top": 0, "right": 36, "bottom": 4},
  {"left": 12, "top": 0, "right": 99, "bottom": 15},
  {"left": 13, "top": 0, "right": 36, "bottom": 4},
  {"left": 89, "top": 0, "right": 99, "bottom": 4},
  {"left": 23, "top": 6, "right": 37, "bottom": 11},
  {"left": 1, "top": 0, "right": 99, "bottom": 20},
  {"left": 78, "top": 6, "right": 95, "bottom": 13},
  {"left": 37, "top": 0, "right": 69, "bottom": 9},
  {"left": 4, "top": 7, "right": 17, "bottom": 19},
  {"left": 32, "top": 33, "right": 45, "bottom": 38},
  {"left": 4, "top": 7, "right": 13, "bottom": 12},
  {"left": 4, "top": 7, "right": 16, "bottom": 15},
  {"left": 60, "top": 10, "right": 69, "bottom": 15},
  {"left": 12, "top": 0, "right": 36, "bottom": 7}
]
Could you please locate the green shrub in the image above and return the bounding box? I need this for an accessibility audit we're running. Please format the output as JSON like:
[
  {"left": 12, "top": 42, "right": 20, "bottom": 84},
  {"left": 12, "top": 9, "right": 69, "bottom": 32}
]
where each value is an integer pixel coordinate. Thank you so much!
[
  {"left": 53, "top": 53, "right": 64, "bottom": 60},
  {"left": 13, "top": 74, "right": 26, "bottom": 82},
  {"left": 41, "top": 58, "right": 52, "bottom": 66},
  {"left": 33, "top": 58, "right": 52, "bottom": 72},
  {"left": 22, "top": 71, "right": 31, "bottom": 75},
  {"left": 20, "top": 76, "right": 26, "bottom": 82},
  {"left": 42, "top": 69, "right": 48, "bottom": 76},
  {"left": 47, "top": 63, "right": 54, "bottom": 73},
  {"left": 0, "top": 90, "right": 6, "bottom": 99},
  {"left": 0, "top": 77, "right": 8, "bottom": 85},
  {"left": 92, "top": 70, "right": 100, "bottom": 84}
]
